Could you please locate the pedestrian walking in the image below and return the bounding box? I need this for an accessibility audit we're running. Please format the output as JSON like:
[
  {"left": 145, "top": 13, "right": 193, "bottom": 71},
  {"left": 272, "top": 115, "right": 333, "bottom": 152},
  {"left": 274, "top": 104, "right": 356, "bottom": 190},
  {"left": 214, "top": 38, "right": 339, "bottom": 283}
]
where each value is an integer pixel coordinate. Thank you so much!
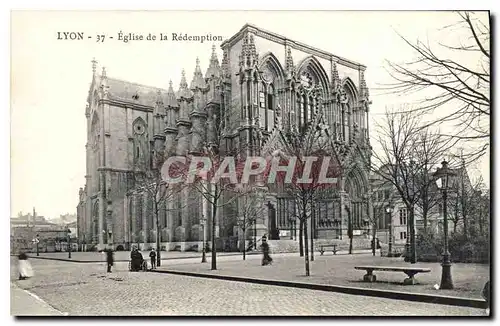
[
  {"left": 260, "top": 235, "right": 273, "bottom": 266},
  {"left": 18, "top": 251, "right": 34, "bottom": 280},
  {"left": 149, "top": 248, "right": 157, "bottom": 270},
  {"left": 106, "top": 247, "right": 114, "bottom": 273}
]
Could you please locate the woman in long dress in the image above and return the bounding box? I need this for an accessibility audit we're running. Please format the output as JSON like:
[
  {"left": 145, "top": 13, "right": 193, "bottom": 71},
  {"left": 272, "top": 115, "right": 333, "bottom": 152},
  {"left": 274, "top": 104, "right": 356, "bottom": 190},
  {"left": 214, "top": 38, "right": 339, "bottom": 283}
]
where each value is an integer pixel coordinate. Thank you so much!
[{"left": 18, "top": 251, "right": 34, "bottom": 280}]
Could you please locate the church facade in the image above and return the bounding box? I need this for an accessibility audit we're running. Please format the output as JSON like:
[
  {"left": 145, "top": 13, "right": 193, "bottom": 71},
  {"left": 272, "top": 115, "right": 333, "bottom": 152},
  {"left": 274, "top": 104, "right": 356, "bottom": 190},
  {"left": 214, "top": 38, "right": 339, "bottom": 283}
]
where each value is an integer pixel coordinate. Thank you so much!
[{"left": 76, "top": 24, "right": 373, "bottom": 251}]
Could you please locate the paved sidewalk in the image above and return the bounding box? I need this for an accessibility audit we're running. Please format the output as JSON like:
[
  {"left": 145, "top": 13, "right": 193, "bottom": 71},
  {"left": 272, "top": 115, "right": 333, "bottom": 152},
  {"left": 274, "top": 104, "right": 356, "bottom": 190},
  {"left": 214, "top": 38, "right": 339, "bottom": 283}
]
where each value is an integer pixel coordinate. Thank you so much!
[
  {"left": 155, "top": 252, "right": 489, "bottom": 302},
  {"left": 9, "top": 258, "right": 486, "bottom": 316},
  {"left": 10, "top": 282, "right": 66, "bottom": 316}
]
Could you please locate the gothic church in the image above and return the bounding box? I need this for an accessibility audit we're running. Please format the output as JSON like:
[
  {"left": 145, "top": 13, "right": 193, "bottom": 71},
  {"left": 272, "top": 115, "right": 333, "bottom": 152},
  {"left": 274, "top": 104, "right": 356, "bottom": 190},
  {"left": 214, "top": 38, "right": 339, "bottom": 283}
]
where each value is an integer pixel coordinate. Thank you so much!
[{"left": 77, "top": 24, "right": 373, "bottom": 251}]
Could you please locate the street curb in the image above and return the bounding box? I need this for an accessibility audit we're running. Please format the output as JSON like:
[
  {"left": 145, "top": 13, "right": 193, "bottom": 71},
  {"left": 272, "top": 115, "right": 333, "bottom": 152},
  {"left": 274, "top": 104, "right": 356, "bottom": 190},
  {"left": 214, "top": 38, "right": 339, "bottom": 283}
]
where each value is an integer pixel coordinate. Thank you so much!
[
  {"left": 19, "top": 252, "right": 260, "bottom": 263},
  {"left": 150, "top": 269, "right": 487, "bottom": 310}
]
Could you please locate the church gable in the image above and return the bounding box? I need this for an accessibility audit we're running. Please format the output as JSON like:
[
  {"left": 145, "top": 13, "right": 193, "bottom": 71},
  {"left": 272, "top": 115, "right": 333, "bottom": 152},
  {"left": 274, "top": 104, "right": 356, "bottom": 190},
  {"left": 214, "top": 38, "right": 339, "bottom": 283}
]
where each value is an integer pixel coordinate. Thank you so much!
[{"left": 260, "top": 127, "right": 290, "bottom": 157}]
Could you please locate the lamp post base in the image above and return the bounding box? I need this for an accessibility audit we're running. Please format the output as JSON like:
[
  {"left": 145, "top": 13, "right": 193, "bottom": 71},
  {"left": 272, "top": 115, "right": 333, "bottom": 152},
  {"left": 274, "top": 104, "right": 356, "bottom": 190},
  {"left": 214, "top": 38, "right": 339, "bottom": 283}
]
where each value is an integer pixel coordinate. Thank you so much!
[
  {"left": 201, "top": 249, "right": 206, "bottom": 263},
  {"left": 440, "top": 261, "right": 454, "bottom": 289}
]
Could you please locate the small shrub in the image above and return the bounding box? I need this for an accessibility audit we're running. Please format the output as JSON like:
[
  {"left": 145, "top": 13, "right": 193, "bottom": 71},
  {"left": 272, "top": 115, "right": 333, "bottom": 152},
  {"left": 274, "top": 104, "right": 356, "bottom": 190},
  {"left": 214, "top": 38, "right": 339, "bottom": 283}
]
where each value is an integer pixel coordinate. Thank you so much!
[{"left": 416, "top": 230, "right": 442, "bottom": 262}]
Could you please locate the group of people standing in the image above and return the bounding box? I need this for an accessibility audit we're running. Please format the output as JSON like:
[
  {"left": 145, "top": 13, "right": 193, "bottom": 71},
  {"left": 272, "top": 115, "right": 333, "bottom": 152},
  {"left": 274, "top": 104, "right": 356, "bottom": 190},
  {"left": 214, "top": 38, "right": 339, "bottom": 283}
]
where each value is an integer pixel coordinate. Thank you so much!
[{"left": 103, "top": 246, "right": 157, "bottom": 273}]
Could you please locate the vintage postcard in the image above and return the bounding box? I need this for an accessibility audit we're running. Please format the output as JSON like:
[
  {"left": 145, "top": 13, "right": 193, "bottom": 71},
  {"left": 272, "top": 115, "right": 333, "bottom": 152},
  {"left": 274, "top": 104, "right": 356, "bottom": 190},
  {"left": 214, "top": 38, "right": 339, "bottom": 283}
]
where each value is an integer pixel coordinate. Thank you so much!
[{"left": 10, "top": 10, "right": 490, "bottom": 317}]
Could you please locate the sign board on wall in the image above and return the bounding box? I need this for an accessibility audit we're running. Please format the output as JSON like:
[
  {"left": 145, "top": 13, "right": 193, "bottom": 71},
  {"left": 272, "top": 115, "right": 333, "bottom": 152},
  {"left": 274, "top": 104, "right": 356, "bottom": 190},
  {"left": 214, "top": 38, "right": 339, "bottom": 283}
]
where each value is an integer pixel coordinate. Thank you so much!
[{"left": 279, "top": 230, "right": 290, "bottom": 237}]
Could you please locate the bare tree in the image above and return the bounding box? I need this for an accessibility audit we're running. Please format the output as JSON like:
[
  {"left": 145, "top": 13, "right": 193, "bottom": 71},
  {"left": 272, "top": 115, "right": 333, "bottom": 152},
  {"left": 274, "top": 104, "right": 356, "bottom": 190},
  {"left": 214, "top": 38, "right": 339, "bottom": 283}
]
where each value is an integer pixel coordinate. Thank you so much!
[
  {"left": 449, "top": 164, "right": 485, "bottom": 238},
  {"left": 233, "top": 184, "right": 267, "bottom": 260},
  {"left": 274, "top": 120, "right": 340, "bottom": 275},
  {"left": 184, "top": 104, "right": 249, "bottom": 270},
  {"left": 414, "top": 129, "right": 450, "bottom": 232},
  {"left": 383, "top": 11, "right": 490, "bottom": 163},
  {"left": 134, "top": 154, "right": 185, "bottom": 267},
  {"left": 368, "top": 178, "right": 393, "bottom": 256},
  {"left": 370, "top": 108, "right": 457, "bottom": 263}
]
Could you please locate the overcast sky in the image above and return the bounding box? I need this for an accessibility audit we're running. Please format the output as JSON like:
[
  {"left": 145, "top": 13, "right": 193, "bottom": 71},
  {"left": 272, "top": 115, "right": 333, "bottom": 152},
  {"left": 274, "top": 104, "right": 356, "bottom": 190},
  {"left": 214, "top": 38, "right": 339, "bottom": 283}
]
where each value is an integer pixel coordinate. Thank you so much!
[{"left": 10, "top": 10, "right": 490, "bottom": 218}]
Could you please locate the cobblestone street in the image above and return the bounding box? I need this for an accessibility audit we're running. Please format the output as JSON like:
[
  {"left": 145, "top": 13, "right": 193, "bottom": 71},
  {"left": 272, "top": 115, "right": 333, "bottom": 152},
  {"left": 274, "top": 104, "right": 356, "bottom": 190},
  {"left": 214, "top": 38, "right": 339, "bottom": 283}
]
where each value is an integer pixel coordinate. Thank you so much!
[{"left": 10, "top": 258, "right": 486, "bottom": 316}]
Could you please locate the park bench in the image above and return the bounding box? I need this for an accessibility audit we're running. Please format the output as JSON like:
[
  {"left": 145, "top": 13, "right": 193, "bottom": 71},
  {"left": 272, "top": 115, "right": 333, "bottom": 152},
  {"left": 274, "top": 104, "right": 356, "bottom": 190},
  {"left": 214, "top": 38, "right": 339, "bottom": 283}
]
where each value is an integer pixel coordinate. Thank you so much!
[
  {"left": 319, "top": 244, "right": 338, "bottom": 255},
  {"left": 355, "top": 265, "right": 431, "bottom": 285}
]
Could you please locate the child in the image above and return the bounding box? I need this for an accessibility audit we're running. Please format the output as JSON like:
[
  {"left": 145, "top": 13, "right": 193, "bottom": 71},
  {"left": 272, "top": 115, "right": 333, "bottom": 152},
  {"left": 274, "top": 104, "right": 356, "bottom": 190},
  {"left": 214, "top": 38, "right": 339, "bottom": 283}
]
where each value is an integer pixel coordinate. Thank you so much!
[{"left": 18, "top": 251, "right": 34, "bottom": 280}]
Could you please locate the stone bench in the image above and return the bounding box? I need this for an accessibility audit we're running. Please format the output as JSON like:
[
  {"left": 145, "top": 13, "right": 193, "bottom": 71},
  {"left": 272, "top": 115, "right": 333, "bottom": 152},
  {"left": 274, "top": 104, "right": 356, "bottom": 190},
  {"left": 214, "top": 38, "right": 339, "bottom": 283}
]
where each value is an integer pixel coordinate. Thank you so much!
[
  {"left": 355, "top": 265, "right": 431, "bottom": 285},
  {"left": 319, "top": 244, "right": 338, "bottom": 255}
]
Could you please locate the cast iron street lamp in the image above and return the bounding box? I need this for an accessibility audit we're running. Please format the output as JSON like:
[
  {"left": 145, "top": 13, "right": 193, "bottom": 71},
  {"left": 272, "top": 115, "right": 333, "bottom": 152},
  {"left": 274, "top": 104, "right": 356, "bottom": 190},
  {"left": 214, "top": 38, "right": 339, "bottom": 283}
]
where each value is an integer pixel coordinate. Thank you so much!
[
  {"left": 200, "top": 215, "right": 207, "bottom": 263},
  {"left": 67, "top": 229, "right": 72, "bottom": 259},
  {"left": 385, "top": 203, "right": 394, "bottom": 257},
  {"left": 434, "top": 160, "right": 456, "bottom": 290}
]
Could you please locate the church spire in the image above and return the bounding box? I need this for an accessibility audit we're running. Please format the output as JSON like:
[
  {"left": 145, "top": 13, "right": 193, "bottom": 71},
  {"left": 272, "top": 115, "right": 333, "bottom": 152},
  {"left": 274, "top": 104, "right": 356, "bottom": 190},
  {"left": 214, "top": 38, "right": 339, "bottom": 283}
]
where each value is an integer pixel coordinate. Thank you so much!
[
  {"left": 205, "top": 44, "right": 221, "bottom": 79},
  {"left": 155, "top": 89, "right": 163, "bottom": 109},
  {"left": 165, "top": 80, "right": 178, "bottom": 129},
  {"left": 285, "top": 46, "right": 295, "bottom": 79},
  {"left": 359, "top": 70, "right": 369, "bottom": 101},
  {"left": 91, "top": 57, "right": 98, "bottom": 76},
  {"left": 177, "top": 69, "right": 193, "bottom": 99},
  {"left": 99, "top": 66, "right": 109, "bottom": 98},
  {"left": 239, "top": 33, "right": 258, "bottom": 68},
  {"left": 190, "top": 57, "right": 206, "bottom": 90},
  {"left": 221, "top": 48, "right": 230, "bottom": 79},
  {"left": 165, "top": 80, "right": 179, "bottom": 107},
  {"left": 331, "top": 61, "right": 341, "bottom": 93}
]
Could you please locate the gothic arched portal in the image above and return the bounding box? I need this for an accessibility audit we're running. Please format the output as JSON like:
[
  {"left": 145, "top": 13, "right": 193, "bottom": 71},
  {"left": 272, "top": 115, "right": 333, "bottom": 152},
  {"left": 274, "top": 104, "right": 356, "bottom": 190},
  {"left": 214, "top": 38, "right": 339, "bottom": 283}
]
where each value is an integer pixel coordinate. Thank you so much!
[{"left": 345, "top": 166, "right": 370, "bottom": 231}]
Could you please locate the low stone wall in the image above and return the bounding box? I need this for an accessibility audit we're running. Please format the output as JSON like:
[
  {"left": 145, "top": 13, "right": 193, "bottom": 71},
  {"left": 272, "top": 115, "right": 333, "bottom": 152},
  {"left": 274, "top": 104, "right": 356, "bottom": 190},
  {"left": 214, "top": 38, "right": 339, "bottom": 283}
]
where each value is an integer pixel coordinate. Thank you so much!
[
  {"left": 267, "top": 240, "right": 299, "bottom": 253},
  {"left": 313, "top": 237, "right": 372, "bottom": 251}
]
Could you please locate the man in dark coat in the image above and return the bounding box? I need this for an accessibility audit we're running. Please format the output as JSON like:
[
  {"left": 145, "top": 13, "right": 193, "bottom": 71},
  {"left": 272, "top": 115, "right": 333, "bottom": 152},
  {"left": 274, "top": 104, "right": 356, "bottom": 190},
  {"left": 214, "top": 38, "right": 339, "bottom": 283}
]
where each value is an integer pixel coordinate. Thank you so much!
[
  {"left": 149, "top": 248, "right": 157, "bottom": 270},
  {"left": 260, "top": 235, "right": 273, "bottom": 266},
  {"left": 106, "top": 247, "right": 114, "bottom": 273},
  {"left": 130, "top": 248, "right": 144, "bottom": 271}
]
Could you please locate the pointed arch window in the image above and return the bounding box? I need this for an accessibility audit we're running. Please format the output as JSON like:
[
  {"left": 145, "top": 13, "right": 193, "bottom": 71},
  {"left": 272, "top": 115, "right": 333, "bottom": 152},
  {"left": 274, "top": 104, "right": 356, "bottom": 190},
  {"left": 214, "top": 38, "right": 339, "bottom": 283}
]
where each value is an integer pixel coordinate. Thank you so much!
[
  {"left": 308, "top": 96, "right": 313, "bottom": 121},
  {"left": 266, "top": 83, "right": 275, "bottom": 132},
  {"left": 132, "top": 117, "right": 148, "bottom": 168}
]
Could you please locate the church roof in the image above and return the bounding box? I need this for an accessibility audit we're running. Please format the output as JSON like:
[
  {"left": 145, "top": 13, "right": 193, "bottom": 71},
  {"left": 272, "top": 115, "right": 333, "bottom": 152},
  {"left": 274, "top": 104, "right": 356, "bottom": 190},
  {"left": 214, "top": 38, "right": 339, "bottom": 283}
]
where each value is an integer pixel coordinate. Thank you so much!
[{"left": 102, "top": 76, "right": 169, "bottom": 107}]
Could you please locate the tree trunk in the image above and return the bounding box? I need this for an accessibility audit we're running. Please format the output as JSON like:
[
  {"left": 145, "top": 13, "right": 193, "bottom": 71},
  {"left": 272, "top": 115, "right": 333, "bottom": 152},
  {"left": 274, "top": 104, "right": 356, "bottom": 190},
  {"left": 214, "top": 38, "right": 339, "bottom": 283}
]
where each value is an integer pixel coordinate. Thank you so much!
[
  {"left": 372, "top": 222, "right": 376, "bottom": 257},
  {"left": 422, "top": 208, "right": 428, "bottom": 233},
  {"left": 409, "top": 206, "right": 417, "bottom": 264},
  {"left": 155, "top": 202, "right": 161, "bottom": 267},
  {"left": 303, "top": 218, "right": 310, "bottom": 276},
  {"left": 310, "top": 206, "right": 315, "bottom": 262},
  {"left": 242, "top": 216, "right": 246, "bottom": 261},
  {"left": 299, "top": 220, "right": 304, "bottom": 257},
  {"left": 463, "top": 203, "right": 468, "bottom": 239},
  {"left": 211, "top": 198, "right": 217, "bottom": 271},
  {"left": 348, "top": 209, "right": 353, "bottom": 255},
  {"left": 479, "top": 207, "right": 483, "bottom": 235}
]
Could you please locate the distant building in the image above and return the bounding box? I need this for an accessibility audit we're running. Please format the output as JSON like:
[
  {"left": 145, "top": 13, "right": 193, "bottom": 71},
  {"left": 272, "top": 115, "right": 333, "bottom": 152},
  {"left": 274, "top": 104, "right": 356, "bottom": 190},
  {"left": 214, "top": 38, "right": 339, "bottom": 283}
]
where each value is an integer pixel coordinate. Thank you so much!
[
  {"left": 370, "top": 163, "right": 484, "bottom": 248},
  {"left": 10, "top": 214, "right": 76, "bottom": 253}
]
